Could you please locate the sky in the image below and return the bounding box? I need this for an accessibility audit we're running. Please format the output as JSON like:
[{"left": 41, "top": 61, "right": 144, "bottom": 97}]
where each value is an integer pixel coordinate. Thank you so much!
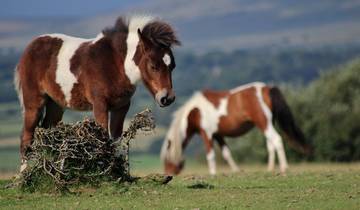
[{"left": 0, "top": 0, "right": 144, "bottom": 18}]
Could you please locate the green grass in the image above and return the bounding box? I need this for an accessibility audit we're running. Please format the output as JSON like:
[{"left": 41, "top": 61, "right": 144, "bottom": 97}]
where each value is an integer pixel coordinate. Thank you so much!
[{"left": 0, "top": 164, "right": 359, "bottom": 209}]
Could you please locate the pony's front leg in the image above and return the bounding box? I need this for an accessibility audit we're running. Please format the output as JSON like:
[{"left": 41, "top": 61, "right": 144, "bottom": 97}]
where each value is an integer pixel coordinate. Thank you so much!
[
  {"left": 109, "top": 103, "right": 131, "bottom": 139},
  {"left": 200, "top": 130, "right": 216, "bottom": 175},
  {"left": 265, "top": 124, "right": 288, "bottom": 174},
  {"left": 92, "top": 101, "right": 109, "bottom": 133},
  {"left": 214, "top": 135, "right": 239, "bottom": 172}
]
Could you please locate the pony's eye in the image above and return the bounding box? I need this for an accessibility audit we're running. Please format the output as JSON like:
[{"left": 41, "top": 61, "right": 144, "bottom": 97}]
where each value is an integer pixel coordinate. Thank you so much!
[
  {"left": 149, "top": 62, "right": 160, "bottom": 72},
  {"left": 147, "top": 62, "right": 156, "bottom": 71}
]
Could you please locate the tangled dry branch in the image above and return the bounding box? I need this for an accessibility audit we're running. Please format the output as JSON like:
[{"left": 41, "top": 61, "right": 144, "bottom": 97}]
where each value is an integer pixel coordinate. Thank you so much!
[{"left": 17, "top": 109, "right": 155, "bottom": 192}]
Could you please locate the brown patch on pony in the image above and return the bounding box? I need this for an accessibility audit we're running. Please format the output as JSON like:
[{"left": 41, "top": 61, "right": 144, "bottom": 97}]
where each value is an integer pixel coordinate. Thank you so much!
[
  {"left": 202, "top": 90, "right": 229, "bottom": 108},
  {"left": 187, "top": 108, "right": 201, "bottom": 132},
  {"left": 68, "top": 34, "right": 134, "bottom": 110},
  {"left": 182, "top": 108, "right": 201, "bottom": 148},
  {"left": 19, "top": 36, "right": 66, "bottom": 106},
  {"left": 217, "top": 88, "right": 257, "bottom": 136},
  {"left": 70, "top": 42, "right": 89, "bottom": 77}
]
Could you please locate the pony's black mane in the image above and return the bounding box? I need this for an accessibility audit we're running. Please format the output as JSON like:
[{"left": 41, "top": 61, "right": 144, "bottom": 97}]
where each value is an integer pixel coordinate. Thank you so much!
[
  {"left": 103, "top": 16, "right": 181, "bottom": 48},
  {"left": 102, "top": 16, "right": 129, "bottom": 37},
  {"left": 142, "top": 21, "right": 181, "bottom": 48}
]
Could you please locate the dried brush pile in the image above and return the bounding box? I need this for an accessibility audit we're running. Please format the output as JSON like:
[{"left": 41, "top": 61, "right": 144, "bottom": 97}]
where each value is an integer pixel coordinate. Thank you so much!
[{"left": 18, "top": 109, "right": 155, "bottom": 192}]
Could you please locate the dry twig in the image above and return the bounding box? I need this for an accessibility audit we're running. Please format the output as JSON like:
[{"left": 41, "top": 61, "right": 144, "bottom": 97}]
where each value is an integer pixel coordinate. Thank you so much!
[{"left": 17, "top": 109, "right": 155, "bottom": 192}]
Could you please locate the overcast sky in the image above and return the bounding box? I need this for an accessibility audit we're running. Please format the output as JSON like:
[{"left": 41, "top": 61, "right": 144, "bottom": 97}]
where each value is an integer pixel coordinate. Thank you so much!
[{"left": 0, "top": 0, "right": 145, "bottom": 18}]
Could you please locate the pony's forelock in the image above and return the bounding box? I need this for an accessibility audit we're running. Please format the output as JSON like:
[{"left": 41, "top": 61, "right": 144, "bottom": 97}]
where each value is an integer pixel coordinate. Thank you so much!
[
  {"left": 103, "top": 14, "right": 180, "bottom": 50},
  {"left": 141, "top": 20, "right": 181, "bottom": 48}
]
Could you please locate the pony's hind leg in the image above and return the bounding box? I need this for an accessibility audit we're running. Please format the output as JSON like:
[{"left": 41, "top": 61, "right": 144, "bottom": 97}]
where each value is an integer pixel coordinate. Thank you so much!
[
  {"left": 265, "top": 138, "right": 276, "bottom": 172},
  {"left": 252, "top": 114, "right": 287, "bottom": 173},
  {"left": 199, "top": 129, "right": 216, "bottom": 175},
  {"left": 20, "top": 97, "right": 46, "bottom": 172},
  {"left": 214, "top": 135, "right": 239, "bottom": 172},
  {"left": 41, "top": 97, "right": 64, "bottom": 128},
  {"left": 264, "top": 123, "right": 288, "bottom": 174}
]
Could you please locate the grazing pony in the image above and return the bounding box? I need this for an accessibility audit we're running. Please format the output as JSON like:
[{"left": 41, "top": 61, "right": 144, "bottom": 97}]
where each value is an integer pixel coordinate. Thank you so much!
[
  {"left": 161, "top": 82, "right": 312, "bottom": 175},
  {"left": 14, "top": 15, "right": 180, "bottom": 172}
]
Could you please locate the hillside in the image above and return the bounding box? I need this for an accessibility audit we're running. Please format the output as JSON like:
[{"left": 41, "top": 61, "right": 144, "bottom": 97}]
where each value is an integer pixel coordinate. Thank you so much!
[{"left": 1, "top": 46, "right": 360, "bottom": 122}]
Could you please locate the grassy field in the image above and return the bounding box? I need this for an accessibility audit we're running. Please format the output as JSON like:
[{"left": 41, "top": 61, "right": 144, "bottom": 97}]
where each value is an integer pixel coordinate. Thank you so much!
[{"left": 0, "top": 163, "right": 359, "bottom": 209}]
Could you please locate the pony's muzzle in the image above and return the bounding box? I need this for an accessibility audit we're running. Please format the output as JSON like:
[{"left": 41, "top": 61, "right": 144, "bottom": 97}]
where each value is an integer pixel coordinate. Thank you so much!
[
  {"left": 155, "top": 89, "right": 175, "bottom": 107},
  {"left": 164, "top": 159, "right": 185, "bottom": 175}
]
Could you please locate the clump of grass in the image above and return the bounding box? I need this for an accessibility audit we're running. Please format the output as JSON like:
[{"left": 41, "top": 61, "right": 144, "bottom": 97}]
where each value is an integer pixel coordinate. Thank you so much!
[
  {"left": 16, "top": 109, "right": 155, "bottom": 193},
  {"left": 187, "top": 181, "right": 215, "bottom": 189},
  {"left": 136, "top": 173, "right": 173, "bottom": 186}
]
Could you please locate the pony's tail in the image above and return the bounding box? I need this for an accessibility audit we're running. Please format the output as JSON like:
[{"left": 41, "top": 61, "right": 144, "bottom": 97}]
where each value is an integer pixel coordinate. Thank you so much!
[
  {"left": 14, "top": 64, "right": 24, "bottom": 110},
  {"left": 269, "top": 86, "right": 313, "bottom": 155}
]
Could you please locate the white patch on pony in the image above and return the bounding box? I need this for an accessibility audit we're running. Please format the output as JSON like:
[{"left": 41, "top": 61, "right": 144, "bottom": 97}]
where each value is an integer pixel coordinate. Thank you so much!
[
  {"left": 265, "top": 132, "right": 276, "bottom": 171},
  {"left": 254, "top": 83, "right": 271, "bottom": 121},
  {"left": 206, "top": 149, "right": 216, "bottom": 175},
  {"left": 229, "top": 81, "right": 266, "bottom": 94},
  {"left": 200, "top": 96, "right": 228, "bottom": 138},
  {"left": 160, "top": 92, "right": 229, "bottom": 165},
  {"left": 163, "top": 53, "right": 171, "bottom": 66},
  {"left": 124, "top": 15, "right": 155, "bottom": 85},
  {"left": 222, "top": 146, "right": 239, "bottom": 172},
  {"left": 41, "top": 33, "right": 103, "bottom": 105}
]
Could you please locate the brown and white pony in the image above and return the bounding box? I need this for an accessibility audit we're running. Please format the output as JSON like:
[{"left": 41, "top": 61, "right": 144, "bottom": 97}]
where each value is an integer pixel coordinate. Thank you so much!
[
  {"left": 161, "top": 82, "right": 312, "bottom": 175},
  {"left": 14, "top": 15, "right": 180, "bottom": 172}
]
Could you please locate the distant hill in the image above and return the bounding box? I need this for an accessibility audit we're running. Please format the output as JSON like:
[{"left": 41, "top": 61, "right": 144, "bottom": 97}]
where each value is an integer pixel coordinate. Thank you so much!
[
  {"left": 1, "top": 0, "right": 360, "bottom": 51},
  {"left": 2, "top": 46, "right": 360, "bottom": 105}
]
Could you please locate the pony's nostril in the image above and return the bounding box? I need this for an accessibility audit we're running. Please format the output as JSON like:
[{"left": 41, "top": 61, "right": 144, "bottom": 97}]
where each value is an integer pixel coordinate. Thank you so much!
[{"left": 161, "top": 97, "right": 168, "bottom": 105}]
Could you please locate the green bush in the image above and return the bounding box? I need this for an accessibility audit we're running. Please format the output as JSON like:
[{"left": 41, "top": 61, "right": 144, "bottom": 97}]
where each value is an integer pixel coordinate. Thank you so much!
[{"left": 286, "top": 59, "right": 360, "bottom": 161}]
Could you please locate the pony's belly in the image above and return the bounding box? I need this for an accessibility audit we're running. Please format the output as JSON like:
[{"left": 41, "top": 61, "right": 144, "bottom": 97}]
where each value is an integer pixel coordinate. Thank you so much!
[
  {"left": 68, "top": 100, "right": 93, "bottom": 111},
  {"left": 45, "top": 92, "right": 92, "bottom": 111},
  {"left": 219, "top": 121, "right": 254, "bottom": 137}
]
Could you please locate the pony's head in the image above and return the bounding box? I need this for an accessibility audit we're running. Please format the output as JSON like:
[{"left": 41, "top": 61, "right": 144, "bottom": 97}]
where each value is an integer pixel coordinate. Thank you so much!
[
  {"left": 104, "top": 16, "right": 180, "bottom": 107},
  {"left": 135, "top": 25, "right": 180, "bottom": 107},
  {"left": 161, "top": 138, "right": 185, "bottom": 175},
  {"left": 134, "top": 20, "right": 180, "bottom": 107},
  {"left": 160, "top": 112, "right": 186, "bottom": 175}
]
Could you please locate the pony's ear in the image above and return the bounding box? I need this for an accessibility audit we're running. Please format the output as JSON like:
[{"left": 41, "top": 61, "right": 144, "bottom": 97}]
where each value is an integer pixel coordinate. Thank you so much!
[
  {"left": 137, "top": 28, "right": 142, "bottom": 38},
  {"left": 137, "top": 28, "right": 152, "bottom": 51}
]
